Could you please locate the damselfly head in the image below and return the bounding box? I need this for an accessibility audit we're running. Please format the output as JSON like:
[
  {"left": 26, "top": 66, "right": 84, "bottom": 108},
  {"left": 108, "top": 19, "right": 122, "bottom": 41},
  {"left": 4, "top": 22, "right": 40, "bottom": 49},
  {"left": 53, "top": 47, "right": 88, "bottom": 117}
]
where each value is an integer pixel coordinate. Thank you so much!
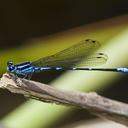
[
  {"left": 7, "top": 61, "right": 15, "bottom": 72},
  {"left": 7, "top": 60, "right": 14, "bottom": 66}
]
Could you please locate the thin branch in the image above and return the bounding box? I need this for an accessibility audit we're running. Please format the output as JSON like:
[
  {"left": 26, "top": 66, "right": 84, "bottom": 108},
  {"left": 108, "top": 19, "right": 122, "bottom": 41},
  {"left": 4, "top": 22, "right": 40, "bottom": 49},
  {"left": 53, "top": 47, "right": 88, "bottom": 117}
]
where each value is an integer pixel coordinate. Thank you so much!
[{"left": 0, "top": 73, "right": 128, "bottom": 126}]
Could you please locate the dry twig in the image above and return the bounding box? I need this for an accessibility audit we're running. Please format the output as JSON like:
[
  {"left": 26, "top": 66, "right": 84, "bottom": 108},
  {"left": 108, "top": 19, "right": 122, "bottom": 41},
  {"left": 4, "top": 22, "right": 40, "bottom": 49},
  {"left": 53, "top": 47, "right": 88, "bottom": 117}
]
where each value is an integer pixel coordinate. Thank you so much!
[{"left": 0, "top": 73, "right": 128, "bottom": 126}]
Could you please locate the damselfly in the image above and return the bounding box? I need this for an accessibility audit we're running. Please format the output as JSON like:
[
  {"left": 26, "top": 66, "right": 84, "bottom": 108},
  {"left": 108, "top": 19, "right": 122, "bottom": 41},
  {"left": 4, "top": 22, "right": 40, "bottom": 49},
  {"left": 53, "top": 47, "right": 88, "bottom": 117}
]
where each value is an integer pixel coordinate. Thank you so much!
[{"left": 7, "top": 39, "right": 128, "bottom": 78}]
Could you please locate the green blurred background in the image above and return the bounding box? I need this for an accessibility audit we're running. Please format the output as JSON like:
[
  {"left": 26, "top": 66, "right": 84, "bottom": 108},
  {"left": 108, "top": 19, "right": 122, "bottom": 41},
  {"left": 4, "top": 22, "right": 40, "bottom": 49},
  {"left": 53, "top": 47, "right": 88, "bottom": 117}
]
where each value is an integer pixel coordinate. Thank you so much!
[{"left": 0, "top": 0, "right": 128, "bottom": 128}]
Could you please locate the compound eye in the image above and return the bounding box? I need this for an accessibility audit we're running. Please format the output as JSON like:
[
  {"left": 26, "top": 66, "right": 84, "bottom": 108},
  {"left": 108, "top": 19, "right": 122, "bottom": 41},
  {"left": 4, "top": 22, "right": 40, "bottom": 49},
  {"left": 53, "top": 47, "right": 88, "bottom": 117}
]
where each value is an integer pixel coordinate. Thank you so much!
[
  {"left": 7, "top": 61, "right": 15, "bottom": 72},
  {"left": 7, "top": 61, "right": 14, "bottom": 66}
]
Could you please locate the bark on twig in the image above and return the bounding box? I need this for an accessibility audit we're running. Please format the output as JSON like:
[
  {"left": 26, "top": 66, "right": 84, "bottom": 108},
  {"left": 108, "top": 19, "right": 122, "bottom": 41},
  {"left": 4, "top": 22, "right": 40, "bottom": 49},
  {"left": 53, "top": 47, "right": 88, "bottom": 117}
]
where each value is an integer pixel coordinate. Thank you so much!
[{"left": 0, "top": 73, "right": 128, "bottom": 126}]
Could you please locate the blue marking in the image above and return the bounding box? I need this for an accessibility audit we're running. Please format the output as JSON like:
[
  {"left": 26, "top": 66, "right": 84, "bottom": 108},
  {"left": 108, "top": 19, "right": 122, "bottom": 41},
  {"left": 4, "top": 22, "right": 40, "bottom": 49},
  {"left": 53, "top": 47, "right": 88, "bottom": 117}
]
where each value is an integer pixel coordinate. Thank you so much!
[
  {"left": 117, "top": 68, "right": 128, "bottom": 73},
  {"left": 15, "top": 62, "right": 31, "bottom": 67},
  {"left": 89, "top": 68, "right": 92, "bottom": 70},
  {"left": 55, "top": 67, "right": 62, "bottom": 70},
  {"left": 40, "top": 67, "right": 51, "bottom": 70}
]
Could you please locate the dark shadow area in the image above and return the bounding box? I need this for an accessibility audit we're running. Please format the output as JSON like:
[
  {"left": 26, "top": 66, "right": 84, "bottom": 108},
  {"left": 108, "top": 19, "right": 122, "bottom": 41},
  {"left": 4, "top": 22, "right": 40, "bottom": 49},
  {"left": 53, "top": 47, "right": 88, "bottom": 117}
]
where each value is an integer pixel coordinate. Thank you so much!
[
  {"left": 101, "top": 74, "right": 128, "bottom": 103},
  {"left": 0, "top": 90, "right": 25, "bottom": 119},
  {"left": 0, "top": 0, "right": 127, "bottom": 48}
]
